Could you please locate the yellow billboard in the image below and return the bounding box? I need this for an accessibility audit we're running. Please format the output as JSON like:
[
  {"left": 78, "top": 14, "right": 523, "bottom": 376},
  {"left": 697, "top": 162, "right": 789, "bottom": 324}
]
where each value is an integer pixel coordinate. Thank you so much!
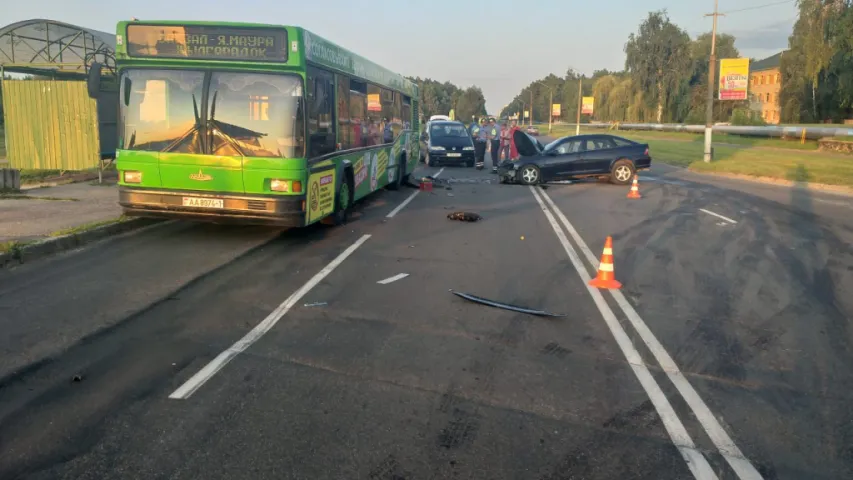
[
  {"left": 551, "top": 104, "right": 561, "bottom": 117},
  {"left": 581, "top": 97, "right": 594, "bottom": 115},
  {"left": 719, "top": 58, "right": 749, "bottom": 101}
]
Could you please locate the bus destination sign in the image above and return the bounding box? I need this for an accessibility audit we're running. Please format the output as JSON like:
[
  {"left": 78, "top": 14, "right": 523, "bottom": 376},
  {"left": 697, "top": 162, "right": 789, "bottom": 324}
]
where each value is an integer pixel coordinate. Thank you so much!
[{"left": 126, "top": 25, "right": 288, "bottom": 62}]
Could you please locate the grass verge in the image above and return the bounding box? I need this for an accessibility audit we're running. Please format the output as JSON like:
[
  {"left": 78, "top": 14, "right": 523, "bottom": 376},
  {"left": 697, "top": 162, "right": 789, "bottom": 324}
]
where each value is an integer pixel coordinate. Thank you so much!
[
  {"left": 542, "top": 124, "right": 853, "bottom": 187},
  {"left": 0, "top": 193, "right": 79, "bottom": 201},
  {"left": 0, "top": 240, "right": 31, "bottom": 255},
  {"left": 48, "top": 216, "right": 128, "bottom": 237}
]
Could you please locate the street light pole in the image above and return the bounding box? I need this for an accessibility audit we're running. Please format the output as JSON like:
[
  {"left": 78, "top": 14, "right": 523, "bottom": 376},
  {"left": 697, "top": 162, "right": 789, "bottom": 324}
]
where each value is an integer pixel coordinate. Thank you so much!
[
  {"left": 703, "top": 0, "right": 723, "bottom": 163},
  {"left": 575, "top": 76, "right": 582, "bottom": 135}
]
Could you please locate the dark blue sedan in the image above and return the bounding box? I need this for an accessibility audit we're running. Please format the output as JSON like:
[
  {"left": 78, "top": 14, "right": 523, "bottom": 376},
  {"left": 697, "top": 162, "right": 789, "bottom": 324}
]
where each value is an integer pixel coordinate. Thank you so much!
[{"left": 498, "top": 131, "right": 652, "bottom": 185}]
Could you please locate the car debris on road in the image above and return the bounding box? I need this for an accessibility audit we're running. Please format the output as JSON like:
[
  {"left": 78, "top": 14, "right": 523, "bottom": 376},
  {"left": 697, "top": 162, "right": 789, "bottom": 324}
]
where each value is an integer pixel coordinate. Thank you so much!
[
  {"left": 449, "top": 290, "right": 566, "bottom": 317},
  {"left": 447, "top": 211, "right": 482, "bottom": 222}
]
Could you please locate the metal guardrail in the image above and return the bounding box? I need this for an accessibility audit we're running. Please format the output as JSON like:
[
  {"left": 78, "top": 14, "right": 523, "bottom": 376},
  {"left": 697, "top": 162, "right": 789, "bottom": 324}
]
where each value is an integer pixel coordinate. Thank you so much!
[{"left": 580, "top": 122, "right": 853, "bottom": 140}]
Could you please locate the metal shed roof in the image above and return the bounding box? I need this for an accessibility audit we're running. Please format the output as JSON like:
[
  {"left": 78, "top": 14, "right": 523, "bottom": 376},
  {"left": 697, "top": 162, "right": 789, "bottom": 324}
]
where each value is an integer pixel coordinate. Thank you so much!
[{"left": 0, "top": 19, "right": 115, "bottom": 77}]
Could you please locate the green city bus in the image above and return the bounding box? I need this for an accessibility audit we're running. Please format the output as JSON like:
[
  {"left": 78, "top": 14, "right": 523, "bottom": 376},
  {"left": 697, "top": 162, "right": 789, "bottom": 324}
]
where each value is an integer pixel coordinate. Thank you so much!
[{"left": 88, "top": 20, "right": 420, "bottom": 226}]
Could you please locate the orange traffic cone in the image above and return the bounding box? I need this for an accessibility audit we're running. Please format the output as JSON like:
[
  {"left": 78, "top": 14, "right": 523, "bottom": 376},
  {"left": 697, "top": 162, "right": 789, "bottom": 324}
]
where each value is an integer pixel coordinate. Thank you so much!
[
  {"left": 589, "top": 236, "right": 622, "bottom": 289},
  {"left": 627, "top": 174, "right": 641, "bottom": 199}
]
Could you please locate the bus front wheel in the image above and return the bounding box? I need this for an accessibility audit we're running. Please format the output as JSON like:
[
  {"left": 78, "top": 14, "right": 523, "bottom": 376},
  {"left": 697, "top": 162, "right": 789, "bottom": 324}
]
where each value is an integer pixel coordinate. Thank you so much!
[{"left": 329, "top": 171, "right": 354, "bottom": 226}]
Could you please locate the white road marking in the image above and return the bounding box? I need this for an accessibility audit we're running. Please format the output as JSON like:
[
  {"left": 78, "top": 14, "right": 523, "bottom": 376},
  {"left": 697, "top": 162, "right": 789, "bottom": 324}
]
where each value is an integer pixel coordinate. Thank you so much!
[
  {"left": 169, "top": 234, "right": 372, "bottom": 400},
  {"left": 528, "top": 186, "right": 718, "bottom": 480},
  {"left": 386, "top": 167, "right": 445, "bottom": 218},
  {"left": 536, "top": 188, "right": 763, "bottom": 480},
  {"left": 699, "top": 208, "right": 738, "bottom": 224},
  {"left": 171, "top": 162, "right": 445, "bottom": 399},
  {"left": 377, "top": 273, "right": 409, "bottom": 284}
]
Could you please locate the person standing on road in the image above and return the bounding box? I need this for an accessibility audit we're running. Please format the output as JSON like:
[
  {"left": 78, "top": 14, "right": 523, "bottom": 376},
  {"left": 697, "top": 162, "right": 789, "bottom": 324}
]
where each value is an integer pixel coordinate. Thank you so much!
[
  {"left": 509, "top": 119, "right": 521, "bottom": 160},
  {"left": 488, "top": 118, "right": 501, "bottom": 172},
  {"left": 500, "top": 120, "right": 511, "bottom": 162},
  {"left": 474, "top": 117, "right": 489, "bottom": 169}
]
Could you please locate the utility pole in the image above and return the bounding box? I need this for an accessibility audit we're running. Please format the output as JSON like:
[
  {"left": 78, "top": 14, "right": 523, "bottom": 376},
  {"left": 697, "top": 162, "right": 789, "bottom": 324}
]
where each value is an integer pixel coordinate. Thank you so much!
[
  {"left": 549, "top": 89, "right": 553, "bottom": 134},
  {"left": 703, "top": 0, "right": 724, "bottom": 163},
  {"left": 575, "top": 76, "right": 582, "bottom": 135}
]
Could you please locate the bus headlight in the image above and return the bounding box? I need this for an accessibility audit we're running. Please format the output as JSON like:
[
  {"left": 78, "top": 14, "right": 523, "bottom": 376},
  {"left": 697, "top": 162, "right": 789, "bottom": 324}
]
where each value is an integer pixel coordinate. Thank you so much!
[
  {"left": 270, "top": 179, "right": 289, "bottom": 192},
  {"left": 123, "top": 171, "right": 142, "bottom": 183}
]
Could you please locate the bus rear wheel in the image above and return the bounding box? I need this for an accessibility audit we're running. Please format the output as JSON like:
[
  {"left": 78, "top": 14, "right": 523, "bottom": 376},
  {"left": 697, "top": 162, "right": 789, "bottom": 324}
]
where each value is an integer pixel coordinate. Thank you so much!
[{"left": 386, "top": 154, "right": 406, "bottom": 190}]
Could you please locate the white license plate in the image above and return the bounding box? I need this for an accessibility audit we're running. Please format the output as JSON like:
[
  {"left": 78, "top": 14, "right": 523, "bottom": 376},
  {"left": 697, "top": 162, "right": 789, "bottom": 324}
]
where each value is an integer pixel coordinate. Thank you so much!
[
  {"left": 446, "top": 153, "right": 461, "bottom": 157},
  {"left": 182, "top": 197, "right": 224, "bottom": 209}
]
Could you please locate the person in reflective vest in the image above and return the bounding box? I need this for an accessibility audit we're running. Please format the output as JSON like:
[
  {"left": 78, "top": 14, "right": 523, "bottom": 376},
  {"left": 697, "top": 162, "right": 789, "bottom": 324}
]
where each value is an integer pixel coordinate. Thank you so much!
[
  {"left": 488, "top": 118, "right": 501, "bottom": 172},
  {"left": 474, "top": 118, "right": 488, "bottom": 169}
]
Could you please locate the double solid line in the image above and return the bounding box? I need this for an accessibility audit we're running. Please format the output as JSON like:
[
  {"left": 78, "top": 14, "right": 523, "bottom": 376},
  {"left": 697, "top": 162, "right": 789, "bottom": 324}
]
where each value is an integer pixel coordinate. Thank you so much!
[{"left": 528, "top": 186, "right": 763, "bottom": 480}]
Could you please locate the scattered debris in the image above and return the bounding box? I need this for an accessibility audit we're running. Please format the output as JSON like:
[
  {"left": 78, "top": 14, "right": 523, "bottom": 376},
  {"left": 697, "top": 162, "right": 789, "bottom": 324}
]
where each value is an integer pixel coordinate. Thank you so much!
[
  {"left": 447, "top": 211, "right": 482, "bottom": 222},
  {"left": 72, "top": 374, "right": 83, "bottom": 383},
  {"left": 520, "top": 236, "right": 525, "bottom": 240},
  {"left": 377, "top": 273, "right": 410, "bottom": 285},
  {"left": 447, "top": 193, "right": 454, "bottom": 197},
  {"left": 303, "top": 302, "right": 328, "bottom": 307},
  {"left": 449, "top": 290, "right": 566, "bottom": 317}
]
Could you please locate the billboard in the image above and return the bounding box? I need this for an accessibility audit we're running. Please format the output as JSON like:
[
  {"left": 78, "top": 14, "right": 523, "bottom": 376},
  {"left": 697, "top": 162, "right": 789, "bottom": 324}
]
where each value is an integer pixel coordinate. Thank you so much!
[
  {"left": 581, "top": 97, "right": 594, "bottom": 115},
  {"left": 719, "top": 58, "right": 750, "bottom": 101},
  {"left": 551, "top": 104, "right": 561, "bottom": 117}
]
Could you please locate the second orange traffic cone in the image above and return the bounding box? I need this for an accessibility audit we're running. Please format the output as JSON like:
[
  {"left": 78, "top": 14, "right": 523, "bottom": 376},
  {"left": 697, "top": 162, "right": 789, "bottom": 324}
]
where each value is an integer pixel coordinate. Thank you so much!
[
  {"left": 589, "top": 236, "right": 622, "bottom": 289},
  {"left": 627, "top": 174, "right": 641, "bottom": 199}
]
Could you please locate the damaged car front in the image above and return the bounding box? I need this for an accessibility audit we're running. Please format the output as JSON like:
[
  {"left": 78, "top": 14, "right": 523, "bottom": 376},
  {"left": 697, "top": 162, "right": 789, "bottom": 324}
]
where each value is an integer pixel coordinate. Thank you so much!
[{"left": 497, "top": 129, "right": 547, "bottom": 184}]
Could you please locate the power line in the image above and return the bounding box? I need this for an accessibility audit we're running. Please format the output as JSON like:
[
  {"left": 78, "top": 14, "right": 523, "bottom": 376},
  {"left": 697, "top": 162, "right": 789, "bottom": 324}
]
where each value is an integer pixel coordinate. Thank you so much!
[{"left": 722, "top": 0, "right": 795, "bottom": 15}]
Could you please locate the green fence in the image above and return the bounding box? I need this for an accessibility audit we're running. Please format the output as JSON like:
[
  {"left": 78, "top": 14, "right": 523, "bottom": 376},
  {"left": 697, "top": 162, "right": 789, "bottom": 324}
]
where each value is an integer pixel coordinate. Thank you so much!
[{"left": 1, "top": 78, "right": 101, "bottom": 170}]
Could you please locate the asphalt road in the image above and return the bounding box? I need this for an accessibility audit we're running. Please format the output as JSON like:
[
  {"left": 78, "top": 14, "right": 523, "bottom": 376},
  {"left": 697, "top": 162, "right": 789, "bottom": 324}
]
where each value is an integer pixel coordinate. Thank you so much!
[{"left": 2, "top": 150, "right": 853, "bottom": 479}]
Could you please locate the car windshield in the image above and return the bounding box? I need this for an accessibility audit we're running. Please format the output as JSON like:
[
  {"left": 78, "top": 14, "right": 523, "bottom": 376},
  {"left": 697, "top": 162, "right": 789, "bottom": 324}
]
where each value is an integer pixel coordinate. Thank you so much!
[
  {"left": 430, "top": 124, "right": 469, "bottom": 137},
  {"left": 119, "top": 68, "right": 305, "bottom": 158},
  {"left": 543, "top": 138, "right": 563, "bottom": 151}
]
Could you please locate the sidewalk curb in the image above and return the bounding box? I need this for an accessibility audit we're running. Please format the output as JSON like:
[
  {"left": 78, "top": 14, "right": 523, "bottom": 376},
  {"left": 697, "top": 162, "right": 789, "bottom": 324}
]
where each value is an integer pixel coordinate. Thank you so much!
[{"left": 0, "top": 218, "right": 164, "bottom": 269}]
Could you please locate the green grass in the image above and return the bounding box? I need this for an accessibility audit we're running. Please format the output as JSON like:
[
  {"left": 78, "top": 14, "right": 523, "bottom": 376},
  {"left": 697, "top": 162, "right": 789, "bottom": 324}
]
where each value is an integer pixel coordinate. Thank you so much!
[
  {"left": 539, "top": 123, "right": 853, "bottom": 187},
  {"left": 0, "top": 240, "right": 32, "bottom": 255},
  {"left": 0, "top": 193, "right": 79, "bottom": 201},
  {"left": 544, "top": 124, "right": 820, "bottom": 150},
  {"left": 48, "top": 216, "right": 127, "bottom": 238},
  {"left": 688, "top": 148, "right": 853, "bottom": 186}
]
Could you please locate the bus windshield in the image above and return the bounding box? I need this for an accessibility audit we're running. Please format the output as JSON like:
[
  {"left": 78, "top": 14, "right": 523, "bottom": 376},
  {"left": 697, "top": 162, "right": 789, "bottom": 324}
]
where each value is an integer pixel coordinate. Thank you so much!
[{"left": 119, "top": 69, "right": 305, "bottom": 158}]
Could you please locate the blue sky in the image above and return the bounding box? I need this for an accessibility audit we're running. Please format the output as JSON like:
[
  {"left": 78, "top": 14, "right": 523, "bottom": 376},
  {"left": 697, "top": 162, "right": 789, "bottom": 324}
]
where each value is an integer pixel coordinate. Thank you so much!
[{"left": 4, "top": 0, "right": 798, "bottom": 112}]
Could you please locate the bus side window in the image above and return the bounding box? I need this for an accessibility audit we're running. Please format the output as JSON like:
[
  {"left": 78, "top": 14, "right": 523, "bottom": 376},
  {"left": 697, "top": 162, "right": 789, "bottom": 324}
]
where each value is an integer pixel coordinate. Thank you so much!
[{"left": 307, "top": 66, "right": 336, "bottom": 157}]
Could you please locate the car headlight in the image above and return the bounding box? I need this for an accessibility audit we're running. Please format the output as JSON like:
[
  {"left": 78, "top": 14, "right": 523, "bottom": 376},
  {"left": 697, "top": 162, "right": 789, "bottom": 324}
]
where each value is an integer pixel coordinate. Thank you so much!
[
  {"left": 463, "top": 146, "right": 475, "bottom": 151},
  {"left": 429, "top": 146, "right": 446, "bottom": 151}
]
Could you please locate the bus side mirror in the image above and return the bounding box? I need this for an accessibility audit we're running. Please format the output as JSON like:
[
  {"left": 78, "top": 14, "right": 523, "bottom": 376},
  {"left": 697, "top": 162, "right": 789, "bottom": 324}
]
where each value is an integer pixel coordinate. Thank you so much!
[{"left": 87, "top": 62, "right": 102, "bottom": 99}]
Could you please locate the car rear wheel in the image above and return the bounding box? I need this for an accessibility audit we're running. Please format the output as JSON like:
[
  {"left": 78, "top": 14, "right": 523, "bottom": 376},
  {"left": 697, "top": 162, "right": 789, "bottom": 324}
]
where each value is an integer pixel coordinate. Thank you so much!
[
  {"left": 517, "top": 164, "right": 541, "bottom": 185},
  {"left": 610, "top": 159, "right": 635, "bottom": 185}
]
